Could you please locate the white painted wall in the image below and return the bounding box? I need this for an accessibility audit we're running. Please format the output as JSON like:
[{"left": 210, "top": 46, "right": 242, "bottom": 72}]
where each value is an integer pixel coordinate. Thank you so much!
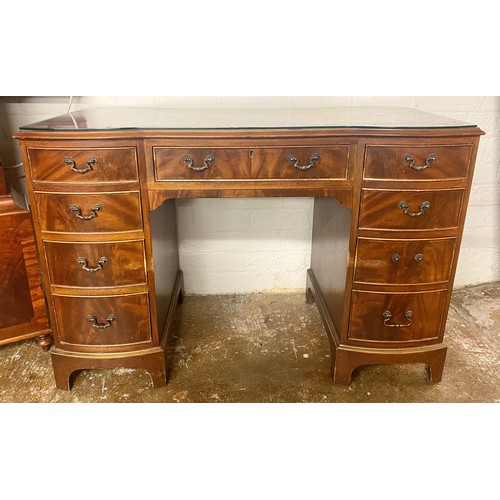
[{"left": 1, "top": 96, "right": 498, "bottom": 292}]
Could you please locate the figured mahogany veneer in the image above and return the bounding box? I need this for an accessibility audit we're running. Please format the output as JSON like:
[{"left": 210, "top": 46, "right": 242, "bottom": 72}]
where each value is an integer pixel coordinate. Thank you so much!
[
  {"left": 359, "top": 188, "right": 464, "bottom": 230},
  {"left": 14, "top": 107, "right": 484, "bottom": 390},
  {"left": 348, "top": 290, "right": 447, "bottom": 344},
  {"left": 28, "top": 145, "right": 139, "bottom": 183},
  {"left": 364, "top": 143, "right": 472, "bottom": 181},
  {"left": 43, "top": 240, "right": 147, "bottom": 288},
  {"left": 153, "top": 143, "right": 350, "bottom": 181},
  {"left": 53, "top": 293, "right": 152, "bottom": 352},
  {"left": 354, "top": 237, "right": 457, "bottom": 285},
  {"left": 0, "top": 170, "right": 51, "bottom": 348},
  {"left": 36, "top": 191, "right": 143, "bottom": 234}
]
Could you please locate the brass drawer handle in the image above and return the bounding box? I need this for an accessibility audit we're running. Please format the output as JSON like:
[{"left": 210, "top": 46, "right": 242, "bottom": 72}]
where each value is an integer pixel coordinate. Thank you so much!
[
  {"left": 383, "top": 310, "right": 413, "bottom": 328},
  {"left": 414, "top": 253, "right": 424, "bottom": 262},
  {"left": 398, "top": 200, "right": 430, "bottom": 217},
  {"left": 86, "top": 314, "right": 116, "bottom": 329},
  {"left": 403, "top": 153, "right": 436, "bottom": 171},
  {"left": 76, "top": 256, "right": 108, "bottom": 272},
  {"left": 182, "top": 154, "right": 214, "bottom": 172},
  {"left": 64, "top": 156, "right": 98, "bottom": 174},
  {"left": 69, "top": 203, "right": 103, "bottom": 220},
  {"left": 287, "top": 153, "right": 320, "bottom": 171}
]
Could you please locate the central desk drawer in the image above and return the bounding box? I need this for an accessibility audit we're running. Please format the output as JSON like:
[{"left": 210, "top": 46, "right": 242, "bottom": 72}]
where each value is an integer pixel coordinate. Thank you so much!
[
  {"left": 44, "top": 240, "right": 147, "bottom": 288},
  {"left": 359, "top": 188, "right": 464, "bottom": 230},
  {"left": 53, "top": 293, "right": 152, "bottom": 351},
  {"left": 36, "top": 191, "right": 143, "bottom": 234},
  {"left": 28, "top": 146, "right": 139, "bottom": 183},
  {"left": 153, "top": 145, "right": 350, "bottom": 180}
]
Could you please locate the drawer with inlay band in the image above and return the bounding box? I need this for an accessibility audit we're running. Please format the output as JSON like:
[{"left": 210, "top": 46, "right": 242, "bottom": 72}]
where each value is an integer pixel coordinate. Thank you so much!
[
  {"left": 27, "top": 146, "right": 139, "bottom": 183},
  {"left": 43, "top": 240, "right": 147, "bottom": 288},
  {"left": 35, "top": 191, "right": 143, "bottom": 234},
  {"left": 353, "top": 236, "right": 457, "bottom": 285},
  {"left": 348, "top": 289, "right": 448, "bottom": 345},
  {"left": 153, "top": 145, "right": 350, "bottom": 181},
  {"left": 363, "top": 143, "right": 472, "bottom": 181},
  {"left": 52, "top": 292, "right": 152, "bottom": 352},
  {"left": 358, "top": 188, "right": 464, "bottom": 231}
]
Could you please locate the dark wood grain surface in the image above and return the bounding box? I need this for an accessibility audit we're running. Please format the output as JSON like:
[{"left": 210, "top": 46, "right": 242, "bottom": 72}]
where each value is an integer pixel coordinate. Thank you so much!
[
  {"left": 53, "top": 293, "right": 152, "bottom": 351},
  {"left": 28, "top": 145, "right": 139, "bottom": 183},
  {"left": 0, "top": 196, "right": 51, "bottom": 346},
  {"left": 43, "top": 240, "right": 147, "bottom": 288}
]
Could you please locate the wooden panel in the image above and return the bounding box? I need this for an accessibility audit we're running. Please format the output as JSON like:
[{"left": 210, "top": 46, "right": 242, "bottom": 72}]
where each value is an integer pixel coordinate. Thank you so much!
[
  {"left": 43, "top": 240, "right": 147, "bottom": 288},
  {"left": 354, "top": 237, "right": 457, "bottom": 285},
  {"left": 53, "top": 293, "right": 152, "bottom": 351},
  {"left": 154, "top": 147, "right": 251, "bottom": 180},
  {"left": 28, "top": 146, "right": 138, "bottom": 183},
  {"left": 0, "top": 204, "right": 35, "bottom": 329},
  {"left": 0, "top": 196, "right": 51, "bottom": 345},
  {"left": 359, "top": 188, "right": 464, "bottom": 230},
  {"left": 364, "top": 144, "right": 472, "bottom": 180},
  {"left": 251, "top": 146, "right": 349, "bottom": 179},
  {"left": 310, "top": 197, "right": 353, "bottom": 336},
  {"left": 349, "top": 290, "right": 447, "bottom": 343},
  {"left": 36, "top": 191, "right": 143, "bottom": 233},
  {"left": 149, "top": 199, "right": 180, "bottom": 337}
]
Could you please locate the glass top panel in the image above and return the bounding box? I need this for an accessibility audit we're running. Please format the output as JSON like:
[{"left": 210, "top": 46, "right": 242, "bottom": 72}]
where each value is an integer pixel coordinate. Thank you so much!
[{"left": 19, "top": 106, "right": 476, "bottom": 131}]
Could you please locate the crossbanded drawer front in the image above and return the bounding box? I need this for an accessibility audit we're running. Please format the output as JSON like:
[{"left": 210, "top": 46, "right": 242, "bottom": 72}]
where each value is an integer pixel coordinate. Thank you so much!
[
  {"left": 251, "top": 146, "right": 349, "bottom": 179},
  {"left": 154, "top": 148, "right": 251, "bottom": 180},
  {"left": 28, "top": 147, "right": 139, "bottom": 183},
  {"left": 354, "top": 237, "right": 456, "bottom": 285},
  {"left": 153, "top": 145, "right": 350, "bottom": 181},
  {"left": 359, "top": 188, "right": 464, "bottom": 230},
  {"left": 364, "top": 144, "right": 472, "bottom": 181},
  {"left": 36, "top": 192, "right": 143, "bottom": 233},
  {"left": 43, "top": 240, "right": 147, "bottom": 288},
  {"left": 53, "top": 293, "right": 152, "bottom": 351},
  {"left": 348, "top": 290, "right": 447, "bottom": 344}
]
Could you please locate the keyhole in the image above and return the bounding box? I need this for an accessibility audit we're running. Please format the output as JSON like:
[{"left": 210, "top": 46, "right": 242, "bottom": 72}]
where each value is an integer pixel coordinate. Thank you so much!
[{"left": 249, "top": 149, "right": 254, "bottom": 158}]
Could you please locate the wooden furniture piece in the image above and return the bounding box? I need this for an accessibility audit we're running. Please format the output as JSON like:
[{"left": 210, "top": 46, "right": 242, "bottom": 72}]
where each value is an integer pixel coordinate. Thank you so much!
[
  {"left": 14, "top": 107, "right": 484, "bottom": 390},
  {"left": 0, "top": 161, "right": 51, "bottom": 348}
]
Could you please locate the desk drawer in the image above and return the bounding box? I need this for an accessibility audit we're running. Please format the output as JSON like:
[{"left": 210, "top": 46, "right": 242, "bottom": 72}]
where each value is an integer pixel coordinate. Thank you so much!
[
  {"left": 358, "top": 188, "right": 464, "bottom": 230},
  {"left": 348, "top": 290, "right": 446, "bottom": 344},
  {"left": 44, "top": 240, "right": 147, "bottom": 288},
  {"left": 364, "top": 143, "right": 472, "bottom": 181},
  {"left": 53, "top": 293, "right": 152, "bottom": 351},
  {"left": 28, "top": 146, "right": 139, "bottom": 183},
  {"left": 154, "top": 147, "right": 251, "bottom": 180},
  {"left": 354, "top": 237, "right": 456, "bottom": 285},
  {"left": 153, "top": 145, "right": 349, "bottom": 180},
  {"left": 36, "top": 191, "right": 143, "bottom": 234},
  {"left": 251, "top": 146, "right": 349, "bottom": 179}
]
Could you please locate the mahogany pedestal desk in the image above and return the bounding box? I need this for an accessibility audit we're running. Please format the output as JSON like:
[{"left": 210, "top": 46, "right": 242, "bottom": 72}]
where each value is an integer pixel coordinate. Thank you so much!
[{"left": 15, "top": 107, "right": 484, "bottom": 390}]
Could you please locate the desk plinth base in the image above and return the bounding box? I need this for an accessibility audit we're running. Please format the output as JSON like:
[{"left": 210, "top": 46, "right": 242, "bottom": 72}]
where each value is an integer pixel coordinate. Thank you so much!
[
  {"left": 306, "top": 269, "right": 447, "bottom": 385},
  {"left": 51, "top": 348, "right": 167, "bottom": 391}
]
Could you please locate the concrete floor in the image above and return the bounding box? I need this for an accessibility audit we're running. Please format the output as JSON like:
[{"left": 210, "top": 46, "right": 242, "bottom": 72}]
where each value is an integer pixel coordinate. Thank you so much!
[{"left": 0, "top": 281, "right": 499, "bottom": 402}]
